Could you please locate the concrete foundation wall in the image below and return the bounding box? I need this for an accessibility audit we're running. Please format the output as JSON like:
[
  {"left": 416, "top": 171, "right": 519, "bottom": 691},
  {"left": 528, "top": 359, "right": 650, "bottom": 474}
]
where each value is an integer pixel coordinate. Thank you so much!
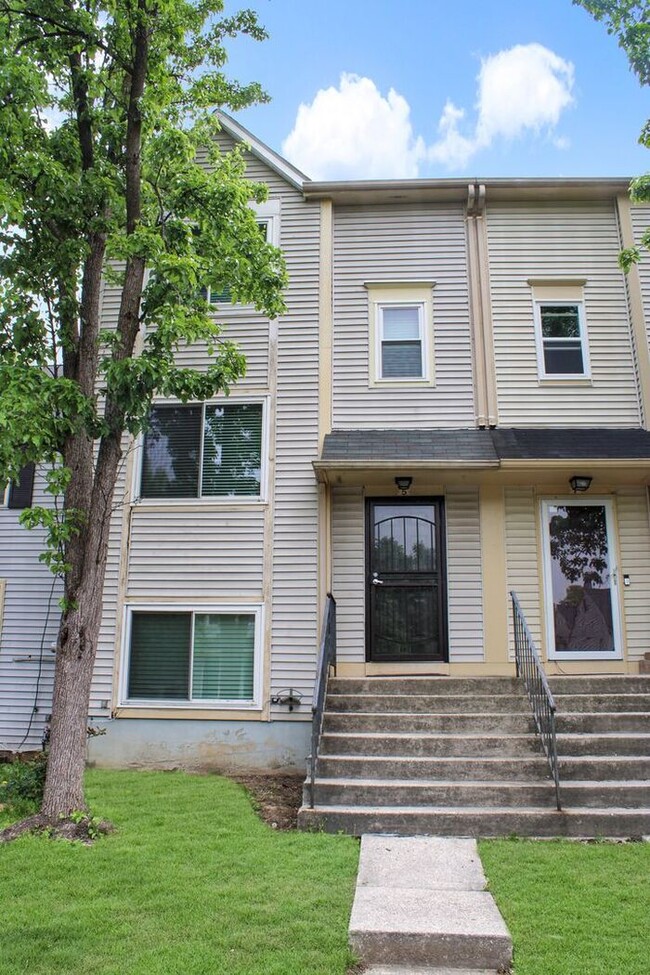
[{"left": 87, "top": 719, "right": 310, "bottom": 772}]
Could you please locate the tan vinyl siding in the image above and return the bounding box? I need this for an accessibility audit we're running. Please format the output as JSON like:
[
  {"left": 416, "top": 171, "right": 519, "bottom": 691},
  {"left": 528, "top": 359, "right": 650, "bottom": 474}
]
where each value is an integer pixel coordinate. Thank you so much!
[
  {"left": 488, "top": 201, "right": 641, "bottom": 426},
  {"left": 331, "top": 487, "right": 366, "bottom": 664},
  {"left": 0, "top": 469, "right": 61, "bottom": 749},
  {"left": 446, "top": 487, "right": 484, "bottom": 662},
  {"left": 631, "top": 205, "right": 650, "bottom": 348},
  {"left": 616, "top": 489, "right": 650, "bottom": 662},
  {"left": 332, "top": 203, "right": 475, "bottom": 428},
  {"left": 505, "top": 487, "right": 542, "bottom": 659}
]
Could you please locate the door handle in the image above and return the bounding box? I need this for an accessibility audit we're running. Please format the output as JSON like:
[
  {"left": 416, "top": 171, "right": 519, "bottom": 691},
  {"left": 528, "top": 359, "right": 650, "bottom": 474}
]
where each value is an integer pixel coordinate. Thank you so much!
[{"left": 372, "top": 577, "right": 384, "bottom": 586}]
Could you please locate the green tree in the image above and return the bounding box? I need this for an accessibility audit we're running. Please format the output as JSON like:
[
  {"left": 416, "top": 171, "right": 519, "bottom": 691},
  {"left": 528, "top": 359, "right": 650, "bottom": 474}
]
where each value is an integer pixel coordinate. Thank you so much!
[
  {"left": 573, "top": 1, "right": 650, "bottom": 268},
  {"left": 0, "top": 0, "right": 286, "bottom": 829}
]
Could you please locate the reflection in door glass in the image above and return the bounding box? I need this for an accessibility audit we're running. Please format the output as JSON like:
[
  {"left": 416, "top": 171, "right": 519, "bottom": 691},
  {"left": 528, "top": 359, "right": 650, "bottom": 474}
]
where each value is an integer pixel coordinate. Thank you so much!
[
  {"left": 373, "top": 505, "right": 435, "bottom": 573},
  {"left": 547, "top": 504, "right": 615, "bottom": 652}
]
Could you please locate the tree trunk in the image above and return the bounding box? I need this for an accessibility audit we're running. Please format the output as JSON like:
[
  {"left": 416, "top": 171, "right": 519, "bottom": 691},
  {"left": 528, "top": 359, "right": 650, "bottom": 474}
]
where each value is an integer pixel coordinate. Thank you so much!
[{"left": 41, "top": 432, "right": 123, "bottom": 818}]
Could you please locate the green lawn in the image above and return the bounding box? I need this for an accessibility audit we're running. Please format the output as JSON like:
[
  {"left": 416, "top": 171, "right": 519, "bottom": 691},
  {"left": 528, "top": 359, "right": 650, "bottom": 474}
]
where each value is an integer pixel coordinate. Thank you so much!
[
  {"left": 480, "top": 838, "right": 650, "bottom": 975},
  {"left": 0, "top": 769, "right": 359, "bottom": 975}
]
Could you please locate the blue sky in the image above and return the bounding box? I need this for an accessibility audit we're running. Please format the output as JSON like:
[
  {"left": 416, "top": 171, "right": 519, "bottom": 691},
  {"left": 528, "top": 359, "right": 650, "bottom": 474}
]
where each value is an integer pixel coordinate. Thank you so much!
[{"left": 221, "top": 0, "right": 649, "bottom": 180}]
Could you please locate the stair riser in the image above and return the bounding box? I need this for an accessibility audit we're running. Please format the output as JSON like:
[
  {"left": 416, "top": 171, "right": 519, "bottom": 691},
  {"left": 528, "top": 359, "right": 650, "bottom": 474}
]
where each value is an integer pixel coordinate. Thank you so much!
[
  {"left": 560, "top": 759, "right": 650, "bottom": 780},
  {"left": 319, "top": 734, "right": 542, "bottom": 757},
  {"left": 554, "top": 695, "right": 650, "bottom": 712},
  {"left": 317, "top": 757, "right": 551, "bottom": 781},
  {"left": 329, "top": 677, "right": 521, "bottom": 695},
  {"left": 548, "top": 676, "right": 650, "bottom": 694},
  {"left": 348, "top": 931, "right": 511, "bottom": 971},
  {"left": 298, "top": 807, "right": 650, "bottom": 838},
  {"left": 311, "top": 782, "right": 650, "bottom": 807},
  {"left": 557, "top": 735, "right": 650, "bottom": 756},
  {"left": 323, "top": 713, "right": 536, "bottom": 734},
  {"left": 312, "top": 783, "right": 558, "bottom": 807},
  {"left": 557, "top": 713, "right": 650, "bottom": 733},
  {"left": 327, "top": 695, "right": 529, "bottom": 714}
]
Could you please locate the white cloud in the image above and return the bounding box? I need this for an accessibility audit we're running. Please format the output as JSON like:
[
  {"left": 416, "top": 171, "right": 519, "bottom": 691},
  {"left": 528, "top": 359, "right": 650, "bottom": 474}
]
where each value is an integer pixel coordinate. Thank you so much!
[
  {"left": 283, "top": 44, "right": 574, "bottom": 178},
  {"left": 282, "top": 73, "right": 425, "bottom": 179},
  {"left": 430, "top": 43, "right": 575, "bottom": 168}
]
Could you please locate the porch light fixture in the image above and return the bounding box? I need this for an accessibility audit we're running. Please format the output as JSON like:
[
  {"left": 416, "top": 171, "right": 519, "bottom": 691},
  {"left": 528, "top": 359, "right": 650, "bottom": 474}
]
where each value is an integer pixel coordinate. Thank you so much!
[
  {"left": 569, "top": 475, "right": 592, "bottom": 494},
  {"left": 395, "top": 476, "right": 413, "bottom": 495}
]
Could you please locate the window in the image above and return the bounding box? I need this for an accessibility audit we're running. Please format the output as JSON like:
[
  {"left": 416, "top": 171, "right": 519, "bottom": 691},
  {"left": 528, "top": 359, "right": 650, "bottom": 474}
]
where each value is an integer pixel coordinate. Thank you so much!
[
  {"left": 139, "top": 401, "right": 265, "bottom": 500},
  {"left": 124, "top": 607, "right": 262, "bottom": 705},
  {"left": 1, "top": 464, "right": 35, "bottom": 509},
  {"left": 366, "top": 282, "right": 435, "bottom": 386},
  {"left": 203, "top": 201, "right": 280, "bottom": 305},
  {"left": 529, "top": 280, "right": 590, "bottom": 380}
]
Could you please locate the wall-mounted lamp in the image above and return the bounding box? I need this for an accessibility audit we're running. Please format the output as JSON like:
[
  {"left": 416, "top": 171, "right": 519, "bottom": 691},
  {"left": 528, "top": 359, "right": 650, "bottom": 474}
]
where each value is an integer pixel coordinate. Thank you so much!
[
  {"left": 569, "top": 475, "right": 592, "bottom": 494},
  {"left": 395, "top": 476, "right": 413, "bottom": 495},
  {"left": 270, "top": 688, "right": 303, "bottom": 712}
]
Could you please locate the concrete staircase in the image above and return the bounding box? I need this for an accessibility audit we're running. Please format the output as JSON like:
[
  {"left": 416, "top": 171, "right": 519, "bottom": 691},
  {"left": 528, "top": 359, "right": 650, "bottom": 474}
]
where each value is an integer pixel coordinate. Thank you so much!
[{"left": 297, "top": 675, "right": 650, "bottom": 837}]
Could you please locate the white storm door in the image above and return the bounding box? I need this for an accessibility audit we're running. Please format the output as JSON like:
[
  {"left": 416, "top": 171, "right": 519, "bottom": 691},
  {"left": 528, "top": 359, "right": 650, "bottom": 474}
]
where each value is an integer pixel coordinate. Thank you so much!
[{"left": 541, "top": 500, "right": 622, "bottom": 660}]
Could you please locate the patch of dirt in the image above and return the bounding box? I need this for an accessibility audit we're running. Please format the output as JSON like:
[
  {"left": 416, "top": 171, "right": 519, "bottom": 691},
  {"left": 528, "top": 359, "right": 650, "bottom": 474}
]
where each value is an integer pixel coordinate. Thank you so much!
[
  {"left": 230, "top": 772, "right": 305, "bottom": 830},
  {"left": 0, "top": 812, "right": 114, "bottom": 845}
]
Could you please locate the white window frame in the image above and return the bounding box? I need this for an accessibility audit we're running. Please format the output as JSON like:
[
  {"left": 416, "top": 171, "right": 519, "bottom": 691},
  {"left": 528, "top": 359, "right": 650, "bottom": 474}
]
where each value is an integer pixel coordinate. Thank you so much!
[
  {"left": 133, "top": 395, "right": 270, "bottom": 506},
  {"left": 529, "top": 280, "right": 590, "bottom": 382},
  {"left": 206, "top": 200, "right": 280, "bottom": 307},
  {"left": 366, "top": 282, "right": 435, "bottom": 387},
  {"left": 540, "top": 498, "right": 623, "bottom": 661},
  {"left": 120, "top": 603, "right": 264, "bottom": 709}
]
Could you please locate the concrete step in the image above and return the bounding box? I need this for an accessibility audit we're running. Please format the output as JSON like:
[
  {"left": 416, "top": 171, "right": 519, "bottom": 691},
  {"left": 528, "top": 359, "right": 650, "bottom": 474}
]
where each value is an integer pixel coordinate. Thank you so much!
[
  {"left": 556, "top": 732, "right": 650, "bottom": 755},
  {"left": 317, "top": 755, "right": 552, "bottom": 781},
  {"left": 553, "top": 693, "right": 650, "bottom": 713},
  {"left": 548, "top": 675, "right": 650, "bottom": 694},
  {"left": 349, "top": 836, "right": 512, "bottom": 971},
  {"left": 323, "top": 711, "right": 536, "bottom": 734},
  {"left": 298, "top": 804, "right": 650, "bottom": 838},
  {"left": 320, "top": 731, "right": 542, "bottom": 757},
  {"left": 310, "top": 778, "right": 558, "bottom": 808},
  {"left": 556, "top": 712, "right": 650, "bottom": 733},
  {"left": 327, "top": 693, "right": 529, "bottom": 714},
  {"left": 330, "top": 676, "right": 522, "bottom": 696},
  {"left": 310, "top": 777, "right": 650, "bottom": 808},
  {"left": 559, "top": 756, "right": 650, "bottom": 780},
  {"left": 363, "top": 966, "right": 502, "bottom": 975}
]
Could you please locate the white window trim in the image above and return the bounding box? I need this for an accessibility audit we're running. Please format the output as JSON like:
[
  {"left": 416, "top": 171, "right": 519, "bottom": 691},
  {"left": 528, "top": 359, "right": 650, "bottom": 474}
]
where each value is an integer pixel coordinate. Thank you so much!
[
  {"left": 366, "top": 283, "right": 435, "bottom": 387},
  {"left": 132, "top": 395, "right": 270, "bottom": 506},
  {"left": 120, "top": 603, "right": 264, "bottom": 709},
  {"left": 532, "top": 296, "right": 591, "bottom": 382},
  {"left": 206, "top": 200, "right": 281, "bottom": 307},
  {"left": 540, "top": 498, "right": 623, "bottom": 661}
]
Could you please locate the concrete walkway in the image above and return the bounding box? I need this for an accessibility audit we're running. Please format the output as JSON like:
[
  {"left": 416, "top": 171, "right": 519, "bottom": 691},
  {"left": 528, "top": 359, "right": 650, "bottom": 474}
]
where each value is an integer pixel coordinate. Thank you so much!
[{"left": 349, "top": 836, "right": 513, "bottom": 973}]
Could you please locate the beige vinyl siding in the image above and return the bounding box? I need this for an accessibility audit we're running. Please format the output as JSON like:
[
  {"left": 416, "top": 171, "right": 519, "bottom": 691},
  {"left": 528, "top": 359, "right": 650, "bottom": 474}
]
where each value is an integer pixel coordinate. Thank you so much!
[
  {"left": 488, "top": 201, "right": 641, "bottom": 426},
  {"left": 505, "top": 487, "right": 542, "bottom": 659},
  {"left": 331, "top": 487, "right": 366, "bottom": 663},
  {"left": 616, "top": 489, "right": 650, "bottom": 662},
  {"left": 445, "top": 487, "right": 484, "bottom": 662},
  {"left": 332, "top": 203, "right": 475, "bottom": 428},
  {"left": 631, "top": 205, "right": 650, "bottom": 349},
  {"left": 0, "top": 468, "right": 61, "bottom": 750}
]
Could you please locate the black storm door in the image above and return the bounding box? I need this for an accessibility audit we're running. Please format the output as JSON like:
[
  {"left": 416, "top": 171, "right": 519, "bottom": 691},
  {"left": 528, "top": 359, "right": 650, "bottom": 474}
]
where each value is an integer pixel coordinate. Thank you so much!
[{"left": 366, "top": 499, "right": 447, "bottom": 662}]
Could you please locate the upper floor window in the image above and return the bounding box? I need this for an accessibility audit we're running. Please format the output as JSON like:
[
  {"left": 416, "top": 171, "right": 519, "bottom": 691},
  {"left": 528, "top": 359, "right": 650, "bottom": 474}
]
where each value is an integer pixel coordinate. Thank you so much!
[
  {"left": 366, "top": 282, "right": 435, "bottom": 387},
  {"left": 139, "top": 401, "right": 265, "bottom": 501},
  {"left": 203, "top": 201, "right": 280, "bottom": 306},
  {"left": 529, "top": 279, "right": 590, "bottom": 381}
]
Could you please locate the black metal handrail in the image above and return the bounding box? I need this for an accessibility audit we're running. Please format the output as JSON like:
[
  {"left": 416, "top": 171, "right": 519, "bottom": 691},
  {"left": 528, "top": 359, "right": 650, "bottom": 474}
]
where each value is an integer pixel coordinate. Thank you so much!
[
  {"left": 309, "top": 594, "right": 337, "bottom": 808},
  {"left": 511, "top": 591, "right": 561, "bottom": 810}
]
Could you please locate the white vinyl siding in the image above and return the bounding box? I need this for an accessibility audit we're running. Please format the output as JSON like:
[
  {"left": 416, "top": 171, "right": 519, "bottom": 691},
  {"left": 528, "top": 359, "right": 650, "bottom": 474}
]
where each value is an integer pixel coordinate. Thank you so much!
[
  {"left": 631, "top": 205, "right": 650, "bottom": 353},
  {"left": 488, "top": 201, "right": 641, "bottom": 425},
  {"left": 505, "top": 487, "right": 542, "bottom": 660},
  {"left": 0, "top": 467, "right": 61, "bottom": 750},
  {"left": 616, "top": 489, "right": 650, "bottom": 663},
  {"left": 332, "top": 204, "right": 474, "bottom": 427},
  {"left": 331, "top": 487, "right": 366, "bottom": 664},
  {"left": 445, "top": 487, "right": 484, "bottom": 663}
]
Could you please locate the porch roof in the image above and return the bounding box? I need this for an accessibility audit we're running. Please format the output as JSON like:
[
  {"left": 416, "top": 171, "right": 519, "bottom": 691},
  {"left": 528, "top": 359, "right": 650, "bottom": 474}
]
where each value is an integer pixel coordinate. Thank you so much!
[{"left": 314, "top": 427, "right": 650, "bottom": 483}]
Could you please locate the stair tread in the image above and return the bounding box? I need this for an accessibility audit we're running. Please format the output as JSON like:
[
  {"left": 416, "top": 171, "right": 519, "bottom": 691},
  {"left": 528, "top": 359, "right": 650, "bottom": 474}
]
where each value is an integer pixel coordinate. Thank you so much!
[
  {"left": 323, "top": 755, "right": 548, "bottom": 763},
  {"left": 313, "top": 776, "right": 650, "bottom": 787},
  {"left": 323, "top": 731, "right": 538, "bottom": 740},
  {"left": 303, "top": 803, "right": 650, "bottom": 814}
]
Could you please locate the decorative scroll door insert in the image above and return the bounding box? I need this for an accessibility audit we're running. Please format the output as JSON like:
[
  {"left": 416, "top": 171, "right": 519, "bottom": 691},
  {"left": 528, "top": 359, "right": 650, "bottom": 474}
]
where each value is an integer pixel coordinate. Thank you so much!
[{"left": 366, "top": 499, "right": 447, "bottom": 662}]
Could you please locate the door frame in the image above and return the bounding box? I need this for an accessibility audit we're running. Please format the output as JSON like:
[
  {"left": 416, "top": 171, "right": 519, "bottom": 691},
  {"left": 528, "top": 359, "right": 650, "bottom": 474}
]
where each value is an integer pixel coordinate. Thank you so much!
[
  {"left": 540, "top": 497, "right": 623, "bottom": 661},
  {"left": 364, "top": 496, "right": 448, "bottom": 663}
]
